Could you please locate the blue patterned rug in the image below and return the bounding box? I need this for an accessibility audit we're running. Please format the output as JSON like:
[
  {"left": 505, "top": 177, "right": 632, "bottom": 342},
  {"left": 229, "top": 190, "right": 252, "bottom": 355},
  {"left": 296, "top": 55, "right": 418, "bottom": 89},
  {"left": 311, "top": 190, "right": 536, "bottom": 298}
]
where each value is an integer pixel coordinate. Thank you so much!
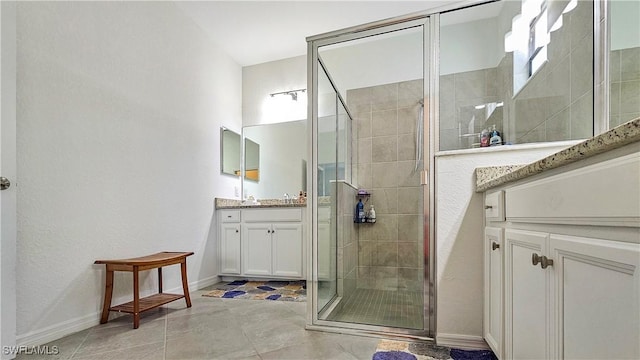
[
  {"left": 373, "top": 340, "right": 497, "bottom": 360},
  {"left": 203, "top": 280, "right": 306, "bottom": 302}
]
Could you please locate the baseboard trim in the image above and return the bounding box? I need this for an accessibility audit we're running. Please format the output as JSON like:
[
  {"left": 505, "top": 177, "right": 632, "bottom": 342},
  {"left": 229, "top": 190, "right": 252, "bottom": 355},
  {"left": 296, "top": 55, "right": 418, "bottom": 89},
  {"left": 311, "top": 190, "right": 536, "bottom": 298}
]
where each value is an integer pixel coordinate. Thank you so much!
[
  {"left": 16, "top": 312, "right": 100, "bottom": 347},
  {"left": 436, "top": 333, "right": 490, "bottom": 350},
  {"left": 16, "top": 275, "right": 221, "bottom": 347},
  {"left": 186, "top": 275, "right": 220, "bottom": 291}
]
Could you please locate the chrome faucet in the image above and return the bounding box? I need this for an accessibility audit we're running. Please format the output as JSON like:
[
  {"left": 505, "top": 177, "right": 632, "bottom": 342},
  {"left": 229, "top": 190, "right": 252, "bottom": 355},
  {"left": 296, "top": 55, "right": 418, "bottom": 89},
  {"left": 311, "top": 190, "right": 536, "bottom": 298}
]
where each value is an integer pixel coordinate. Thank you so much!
[{"left": 283, "top": 193, "right": 290, "bottom": 204}]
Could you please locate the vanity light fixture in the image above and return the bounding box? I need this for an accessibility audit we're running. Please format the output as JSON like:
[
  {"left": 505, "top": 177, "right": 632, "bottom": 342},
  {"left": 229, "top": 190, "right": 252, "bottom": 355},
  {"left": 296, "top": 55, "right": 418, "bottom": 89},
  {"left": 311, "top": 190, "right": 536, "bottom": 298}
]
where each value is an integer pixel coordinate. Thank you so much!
[{"left": 270, "top": 89, "right": 306, "bottom": 101}]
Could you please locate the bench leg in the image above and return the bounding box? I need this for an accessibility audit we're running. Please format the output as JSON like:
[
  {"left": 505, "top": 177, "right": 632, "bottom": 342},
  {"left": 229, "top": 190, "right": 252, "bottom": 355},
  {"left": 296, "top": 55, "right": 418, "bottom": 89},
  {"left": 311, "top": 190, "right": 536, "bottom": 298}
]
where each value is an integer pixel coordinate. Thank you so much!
[
  {"left": 133, "top": 266, "right": 140, "bottom": 329},
  {"left": 181, "top": 261, "right": 192, "bottom": 308},
  {"left": 100, "top": 269, "right": 114, "bottom": 324}
]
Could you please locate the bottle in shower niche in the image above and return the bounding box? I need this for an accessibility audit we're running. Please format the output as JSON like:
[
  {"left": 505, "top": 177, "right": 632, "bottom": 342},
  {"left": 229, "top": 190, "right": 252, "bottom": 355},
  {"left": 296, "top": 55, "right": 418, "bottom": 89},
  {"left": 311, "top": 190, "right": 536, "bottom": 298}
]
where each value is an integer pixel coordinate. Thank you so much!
[
  {"left": 368, "top": 205, "right": 376, "bottom": 223},
  {"left": 480, "top": 128, "right": 490, "bottom": 147},
  {"left": 355, "top": 199, "right": 365, "bottom": 223},
  {"left": 489, "top": 125, "right": 502, "bottom": 146}
]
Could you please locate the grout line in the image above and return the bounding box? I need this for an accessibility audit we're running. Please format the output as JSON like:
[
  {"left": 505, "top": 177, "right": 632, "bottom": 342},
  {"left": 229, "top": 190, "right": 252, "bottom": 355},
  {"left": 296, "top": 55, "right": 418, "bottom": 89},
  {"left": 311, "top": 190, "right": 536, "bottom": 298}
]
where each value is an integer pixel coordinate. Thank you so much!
[
  {"left": 162, "top": 310, "right": 168, "bottom": 360},
  {"left": 66, "top": 327, "right": 91, "bottom": 360}
]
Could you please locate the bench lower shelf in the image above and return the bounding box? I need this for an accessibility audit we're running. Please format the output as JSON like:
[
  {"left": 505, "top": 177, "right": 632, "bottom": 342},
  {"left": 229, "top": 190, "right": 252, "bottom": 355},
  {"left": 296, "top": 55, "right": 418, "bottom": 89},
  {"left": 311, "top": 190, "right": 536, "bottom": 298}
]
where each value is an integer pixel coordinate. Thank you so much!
[{"left": 110, "top": 293, "right": 184, "bottom": 314}]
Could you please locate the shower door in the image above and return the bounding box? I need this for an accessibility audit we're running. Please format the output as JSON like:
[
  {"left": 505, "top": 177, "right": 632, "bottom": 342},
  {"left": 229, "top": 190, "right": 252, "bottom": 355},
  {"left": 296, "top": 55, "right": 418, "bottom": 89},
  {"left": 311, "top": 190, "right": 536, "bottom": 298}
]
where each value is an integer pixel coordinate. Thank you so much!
[{"left": 309, "top": 17, "right": 433, "bottom": 337}]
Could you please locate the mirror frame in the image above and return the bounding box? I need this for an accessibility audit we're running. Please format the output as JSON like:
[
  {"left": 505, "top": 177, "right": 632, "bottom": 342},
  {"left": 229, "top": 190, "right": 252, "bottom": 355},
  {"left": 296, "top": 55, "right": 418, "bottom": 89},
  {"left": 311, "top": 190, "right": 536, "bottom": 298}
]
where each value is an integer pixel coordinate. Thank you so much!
[
  {"left": 244, "top": 137, "right": 260, "bottom": 182},
  {"left": 220, "top": 127, "right": 241, "bottom": 177}
]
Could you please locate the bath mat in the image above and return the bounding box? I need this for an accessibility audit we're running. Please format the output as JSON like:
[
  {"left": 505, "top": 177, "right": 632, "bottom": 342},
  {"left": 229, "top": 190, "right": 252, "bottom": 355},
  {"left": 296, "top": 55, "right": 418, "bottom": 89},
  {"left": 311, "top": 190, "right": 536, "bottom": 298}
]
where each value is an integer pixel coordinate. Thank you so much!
[
  {"left": 202, "top": 279, "right": 306, "bottom": 302},
  {"left": 372, "top": 339, "right": 497, "bottom": 360}
]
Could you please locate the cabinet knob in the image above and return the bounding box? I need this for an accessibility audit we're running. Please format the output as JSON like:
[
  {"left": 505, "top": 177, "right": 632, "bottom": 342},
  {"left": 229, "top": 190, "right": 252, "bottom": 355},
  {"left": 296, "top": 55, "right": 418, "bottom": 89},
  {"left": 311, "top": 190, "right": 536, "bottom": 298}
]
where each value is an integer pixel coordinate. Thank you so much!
[
  {"left": 267, "top": 230, "right": 271, "bottom": 234},
  {"left": 492, "top": 242, "right": 500, "bottom": 251},
  {"left": 532, "top": 253, "right": 542, "bottom": 266},
  {"left": 532, "top": 253, "right": 554, "bottom": 269},
  {"left": 235, "top": 229, "right": 239, "bottom": 233}
]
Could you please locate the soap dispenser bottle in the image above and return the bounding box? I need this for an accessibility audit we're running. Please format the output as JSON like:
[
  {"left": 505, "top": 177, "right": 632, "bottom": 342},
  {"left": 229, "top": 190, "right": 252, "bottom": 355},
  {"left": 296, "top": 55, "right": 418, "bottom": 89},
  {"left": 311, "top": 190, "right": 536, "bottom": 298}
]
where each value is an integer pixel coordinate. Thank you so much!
[
  {"left": 368, "top": 205, "right": 376, "bottom": 223},
  {"left": 489, "top": 125, "right": 502, "bottom": 146}
]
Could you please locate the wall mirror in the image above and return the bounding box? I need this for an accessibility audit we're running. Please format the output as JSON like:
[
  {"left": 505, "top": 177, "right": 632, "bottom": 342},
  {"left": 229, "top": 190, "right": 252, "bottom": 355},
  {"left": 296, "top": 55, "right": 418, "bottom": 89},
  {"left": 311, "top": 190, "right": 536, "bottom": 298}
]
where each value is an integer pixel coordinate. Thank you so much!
[
  {"left": 243, "top": 120, "right": 307, "bottom": 199},
  {"left": 244, "top": 138, "right": 260, "bottom": 182},
  {"left": 220, "top": 127, "right": 241, "bottom": 177}
]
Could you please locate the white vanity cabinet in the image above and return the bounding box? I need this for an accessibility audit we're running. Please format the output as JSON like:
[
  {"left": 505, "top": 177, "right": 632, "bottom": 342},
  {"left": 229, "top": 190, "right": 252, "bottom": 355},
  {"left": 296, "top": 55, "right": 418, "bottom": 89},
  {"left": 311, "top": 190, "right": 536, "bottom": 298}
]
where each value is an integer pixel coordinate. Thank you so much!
[
  {"left": 504, "top": 229, "right": 640, "bottom": 360},
  {"left": 242, "top": 223, "right": 272, "bottom": 276},
  {"left": 503, "top": 229, "right": 550, "bottom": 360},
  {"left": 218, "top": 207, "right": 305, "bottom": 280},
  {"left": 219, "top": 210, "right": 241, "bottom": 275},
  {"left": 242, "top": 222, "right": 303, "bottom": 277},
  {"left": 483, "top": 145, "right": 640, "bottom": 360},
  {"left": 483, "top": 226, "right": 504, "bottom": 359},
  {"left": 271, "top": 223, "right": 303, "bottom": 277}
]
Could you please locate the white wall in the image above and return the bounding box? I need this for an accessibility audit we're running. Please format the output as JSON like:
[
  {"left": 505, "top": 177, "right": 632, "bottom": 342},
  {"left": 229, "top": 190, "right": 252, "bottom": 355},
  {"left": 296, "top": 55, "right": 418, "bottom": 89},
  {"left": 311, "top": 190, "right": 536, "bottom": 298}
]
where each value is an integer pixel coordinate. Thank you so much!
[
  {"left": 319, "top": 28, "right": 424, "bottom": 97},
  {"left": 16, "top": 1, "right": 242, "bottom": 345},
  {"left": 440, "top": 17, "right": 502, "bottom": 76},
  {"left": 435, "top": 142, "right": 577, "bottom": 344},
  {"left": 242, "top": 56, "right": 307, "bottom": 127},
  {"left": 1, "top": 2, "right": 18, "bottom": 358}
]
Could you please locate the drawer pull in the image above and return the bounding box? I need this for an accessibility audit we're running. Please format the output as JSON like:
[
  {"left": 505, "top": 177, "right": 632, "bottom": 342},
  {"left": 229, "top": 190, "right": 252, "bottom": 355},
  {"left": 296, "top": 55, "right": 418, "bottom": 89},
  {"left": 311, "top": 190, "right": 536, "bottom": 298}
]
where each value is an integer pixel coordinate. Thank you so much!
[
  {"left": 492, "top": 242, "right": 500, "bottom": 251},
  {"left": 235, "top": 229, "right": 239, "bottom": 233},
  {"left": 485, "top": 205, "right": 493, "bottom": 209}
]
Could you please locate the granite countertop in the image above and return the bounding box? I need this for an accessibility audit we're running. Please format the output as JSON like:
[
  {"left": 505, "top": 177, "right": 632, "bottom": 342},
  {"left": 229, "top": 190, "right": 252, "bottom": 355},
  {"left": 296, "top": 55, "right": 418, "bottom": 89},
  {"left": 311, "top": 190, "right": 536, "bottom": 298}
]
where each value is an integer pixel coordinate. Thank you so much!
[
  {"left": 476, "top": 118, "right": 640, "bottom": 192},
  {"left": 215, "top": 198, "right": 307, "bottom": 209}
]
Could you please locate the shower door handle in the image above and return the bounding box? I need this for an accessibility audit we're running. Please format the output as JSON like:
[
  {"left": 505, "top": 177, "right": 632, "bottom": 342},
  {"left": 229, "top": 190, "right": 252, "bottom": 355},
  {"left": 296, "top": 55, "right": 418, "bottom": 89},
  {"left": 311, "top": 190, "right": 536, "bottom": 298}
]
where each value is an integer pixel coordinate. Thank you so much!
[{"left": 421, "top": 170, "right": 428, "bottom": 185}]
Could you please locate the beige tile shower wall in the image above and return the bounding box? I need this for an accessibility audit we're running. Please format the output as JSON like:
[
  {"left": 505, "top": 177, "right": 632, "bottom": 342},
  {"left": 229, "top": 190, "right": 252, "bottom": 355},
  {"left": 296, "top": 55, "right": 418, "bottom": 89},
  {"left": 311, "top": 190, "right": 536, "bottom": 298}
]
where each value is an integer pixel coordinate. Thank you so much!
[
  {"left": 439, "top": 68, "right": 500, "bottom": 150},
  {"left": 347, "top": 79, "right": 424, "bottom": 292},
  {"left": 610, "top": 47, "right": 640, "bottom": 127},
  {"left": 336, "top": 182, "right": 358, "bottom": 299},
  {"left": 510, "top": 0, "right": 594, "bottom": 143}
]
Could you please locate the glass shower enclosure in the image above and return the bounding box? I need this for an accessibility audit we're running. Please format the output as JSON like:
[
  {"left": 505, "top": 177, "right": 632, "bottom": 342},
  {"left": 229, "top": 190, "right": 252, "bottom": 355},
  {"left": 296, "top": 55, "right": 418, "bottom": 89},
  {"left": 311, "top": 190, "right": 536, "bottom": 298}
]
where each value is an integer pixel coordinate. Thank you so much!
[{"left": 308, "top": 17, "right": 433, "bottom": 338}]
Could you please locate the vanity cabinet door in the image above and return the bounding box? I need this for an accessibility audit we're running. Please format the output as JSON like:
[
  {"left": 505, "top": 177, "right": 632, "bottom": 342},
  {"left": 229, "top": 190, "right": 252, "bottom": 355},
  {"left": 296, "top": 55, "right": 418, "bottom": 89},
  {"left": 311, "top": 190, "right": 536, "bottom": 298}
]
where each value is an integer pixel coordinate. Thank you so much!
[
  {"left": 549, "top": 234, "right": 640, "bottom": 360},
  {"left": 272, "top": 223, "right": 303, "bottom": 278},
  {"left": 504, "top": 229, "right": 550, "bottom": 360},
  {"left": 242, "top": 223, "right": 272, "bottom": 276},
  {"left": 220, "top": 223, "right": 241, "bottom": 274},
  {"left": 484, "top": 227, "right": 503, "bottom": 359}
]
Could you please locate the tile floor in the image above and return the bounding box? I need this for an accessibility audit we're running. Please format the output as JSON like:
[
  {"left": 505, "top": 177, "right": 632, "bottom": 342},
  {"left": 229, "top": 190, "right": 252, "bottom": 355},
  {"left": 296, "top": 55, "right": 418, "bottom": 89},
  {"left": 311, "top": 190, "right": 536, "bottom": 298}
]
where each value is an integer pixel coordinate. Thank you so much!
[
  {"left": 326, "top": 289, "right": 423, "bottom": 329},
  {"left": 16, "top": 285, "right": 380, "bottom": 360}
]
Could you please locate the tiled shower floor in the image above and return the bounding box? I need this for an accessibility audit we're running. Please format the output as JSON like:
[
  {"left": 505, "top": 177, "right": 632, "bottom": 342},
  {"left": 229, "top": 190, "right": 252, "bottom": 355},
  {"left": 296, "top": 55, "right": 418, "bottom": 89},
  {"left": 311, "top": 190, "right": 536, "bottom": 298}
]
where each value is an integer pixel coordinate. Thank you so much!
[{"left": 326, "top": 288, "right": 423, "bottom": 329}]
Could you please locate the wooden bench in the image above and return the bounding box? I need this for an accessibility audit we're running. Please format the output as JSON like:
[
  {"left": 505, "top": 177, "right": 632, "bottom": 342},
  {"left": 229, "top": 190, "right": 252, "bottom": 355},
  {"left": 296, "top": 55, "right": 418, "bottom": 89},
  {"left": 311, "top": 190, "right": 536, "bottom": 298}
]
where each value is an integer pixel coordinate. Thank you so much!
[{"left": 94, "top": 251, "right": 194, "bottom": 329}]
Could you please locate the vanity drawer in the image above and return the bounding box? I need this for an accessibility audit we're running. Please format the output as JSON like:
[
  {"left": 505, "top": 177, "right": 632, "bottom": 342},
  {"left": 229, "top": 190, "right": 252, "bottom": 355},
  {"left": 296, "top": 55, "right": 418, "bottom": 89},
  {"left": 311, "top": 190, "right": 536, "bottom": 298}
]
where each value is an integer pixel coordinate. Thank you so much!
[
  {"left": 505, "top": 152, "right": 640, "bottom": 226},
  {"left": 243, "top": 208, "right": 302, "bottom": 222},
  {"left": 485, "top": 190, "right": 505, "bottom": 222},
  {"left": 220, "top": 210, "right": 241, "bottom": 223}
]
